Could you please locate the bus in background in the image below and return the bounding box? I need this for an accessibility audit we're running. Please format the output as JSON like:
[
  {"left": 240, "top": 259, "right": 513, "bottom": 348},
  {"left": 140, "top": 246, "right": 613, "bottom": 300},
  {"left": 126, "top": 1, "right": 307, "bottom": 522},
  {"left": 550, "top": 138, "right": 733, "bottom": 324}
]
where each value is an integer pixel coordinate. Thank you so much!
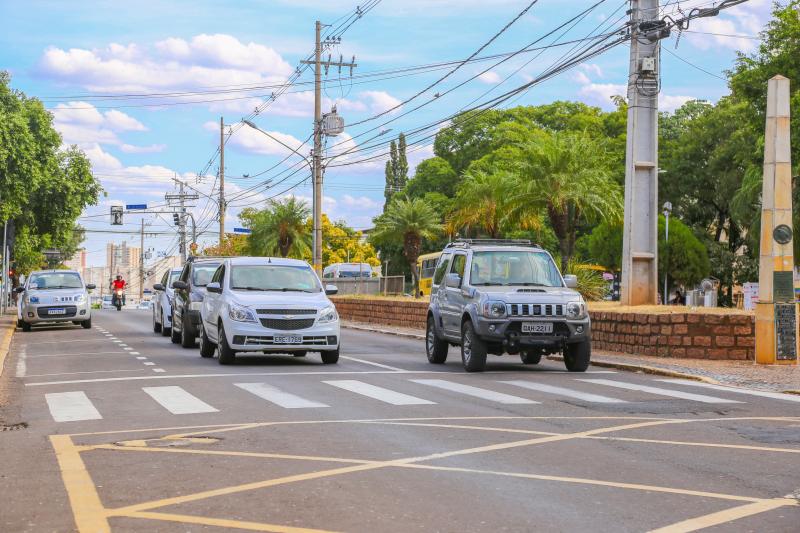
[
  {"left": 417, "top": 251, "right": 442, "bottom": 297},
  {"left": 322, "top": 263, "right": 373, "bottom": 279}
]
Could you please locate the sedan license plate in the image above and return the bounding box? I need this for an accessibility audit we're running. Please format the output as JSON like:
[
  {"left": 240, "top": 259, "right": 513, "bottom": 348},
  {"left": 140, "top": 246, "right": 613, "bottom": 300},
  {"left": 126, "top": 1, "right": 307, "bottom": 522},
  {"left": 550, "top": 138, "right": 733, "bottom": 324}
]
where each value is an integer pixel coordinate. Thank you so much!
[
  {"left": 274, "top": 335, "right": 302, "bottom": 344},
  {"left": 48, "top": 308, "right": 66, "bottom": 315},
  {"left": 522, "top": 322, "right": 553, "bottom": 334}
]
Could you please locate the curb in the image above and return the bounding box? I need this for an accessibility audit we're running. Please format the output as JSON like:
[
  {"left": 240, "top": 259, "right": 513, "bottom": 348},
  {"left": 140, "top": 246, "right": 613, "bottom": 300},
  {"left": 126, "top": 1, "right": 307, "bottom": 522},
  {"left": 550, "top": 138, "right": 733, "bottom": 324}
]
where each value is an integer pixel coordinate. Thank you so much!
[
  {"left": 343, "top": 322, "right": 425, "bottom": 341},
  {"left": 0, "top": 317, "right": 16, "bottom": 378}
]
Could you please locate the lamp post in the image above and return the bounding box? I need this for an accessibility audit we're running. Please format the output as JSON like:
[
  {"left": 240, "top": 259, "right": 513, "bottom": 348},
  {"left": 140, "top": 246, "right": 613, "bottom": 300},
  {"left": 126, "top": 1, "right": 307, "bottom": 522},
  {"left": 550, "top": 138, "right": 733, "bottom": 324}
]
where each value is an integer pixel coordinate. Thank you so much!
[{"left": 662, "top": 201, "right": 672, "bottom": 304}]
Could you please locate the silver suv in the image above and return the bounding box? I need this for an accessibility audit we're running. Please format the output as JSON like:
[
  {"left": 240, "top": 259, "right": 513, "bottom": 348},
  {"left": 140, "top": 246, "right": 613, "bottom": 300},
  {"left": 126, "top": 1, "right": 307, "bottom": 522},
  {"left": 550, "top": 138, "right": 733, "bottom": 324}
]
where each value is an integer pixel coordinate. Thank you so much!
[{"left": 426, "top": 240, "right": 591, "bottom": 372}]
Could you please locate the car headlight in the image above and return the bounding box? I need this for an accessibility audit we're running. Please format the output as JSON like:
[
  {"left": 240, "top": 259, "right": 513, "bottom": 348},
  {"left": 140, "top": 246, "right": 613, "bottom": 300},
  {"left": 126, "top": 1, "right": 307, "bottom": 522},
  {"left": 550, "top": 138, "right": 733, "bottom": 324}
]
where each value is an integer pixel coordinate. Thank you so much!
[
  {"left": 482, "top": 301, "right": 506, "bottom": 318},
  {"left": 27, "top": 296, "right": 39, "bottom": 304},
  {"left": 228, "top": 303, "right": 257, "bottom": 323},
  {"left": 74, "top": 294, "right": 86, "bottom": 303},
  {"left": 318, "top": 305, "right": 338, "bottom": 323},
  {"left": 566, "top": 300, "right": 587, "bottom": 319}
]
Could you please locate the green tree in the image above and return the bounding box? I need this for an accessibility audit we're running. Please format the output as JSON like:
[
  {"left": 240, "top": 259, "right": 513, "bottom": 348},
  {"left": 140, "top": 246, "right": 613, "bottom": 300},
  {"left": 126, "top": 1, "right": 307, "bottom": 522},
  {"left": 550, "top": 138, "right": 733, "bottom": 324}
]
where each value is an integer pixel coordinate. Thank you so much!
[
  {"left": 403, "top": 156, "right": 458, "bottom": 199},
  {"left": 370, "top": 196, "right": 441, "bottom": 298},
  {"left": 383, "top": 133, "right": 409, "bottom": 209},
  {"left": 242, "top": 197, "right": 311, "bottom": 258}
]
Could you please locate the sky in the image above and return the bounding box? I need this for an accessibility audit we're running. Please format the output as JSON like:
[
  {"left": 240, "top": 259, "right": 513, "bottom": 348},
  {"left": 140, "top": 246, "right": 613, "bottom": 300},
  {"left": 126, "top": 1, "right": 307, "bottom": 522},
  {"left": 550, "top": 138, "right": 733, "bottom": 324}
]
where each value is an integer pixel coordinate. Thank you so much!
[{"left": 0, "top": 0, "right": 776, "bottom": 267}]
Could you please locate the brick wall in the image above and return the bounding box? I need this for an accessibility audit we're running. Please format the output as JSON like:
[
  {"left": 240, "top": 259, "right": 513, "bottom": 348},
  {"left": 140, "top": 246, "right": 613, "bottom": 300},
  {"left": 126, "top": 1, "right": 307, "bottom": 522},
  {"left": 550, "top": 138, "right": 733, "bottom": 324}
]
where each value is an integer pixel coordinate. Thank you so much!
[{"left": 331, "top": 296, "right": 756, "bottom": 361}]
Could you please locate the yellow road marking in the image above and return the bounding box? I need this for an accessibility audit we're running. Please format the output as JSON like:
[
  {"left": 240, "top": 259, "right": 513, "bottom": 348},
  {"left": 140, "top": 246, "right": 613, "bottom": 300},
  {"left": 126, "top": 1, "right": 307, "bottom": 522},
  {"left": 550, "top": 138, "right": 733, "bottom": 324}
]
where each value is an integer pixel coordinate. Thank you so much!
[
  {"left": 123, "top": 510, "right": 339, "bottom": 532},
  {"left": 49, "top": 435, "right": 110, "bottom": 533},
  {"left": 648, "top": 498, "right": 799, "bottom": 532}
]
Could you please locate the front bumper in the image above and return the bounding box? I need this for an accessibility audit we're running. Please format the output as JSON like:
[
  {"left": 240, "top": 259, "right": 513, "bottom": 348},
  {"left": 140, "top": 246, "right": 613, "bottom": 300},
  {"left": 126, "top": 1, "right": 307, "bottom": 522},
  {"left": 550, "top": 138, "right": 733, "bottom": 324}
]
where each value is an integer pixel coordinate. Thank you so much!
[
  {"left": 472, "top": 316, "right": 590, "bottom": 349},
  {"left": 20, "top": 302, "right": 91, "bottom": 325},
  {"left": 223, "top": 318, "right": 340, "bottom": 352}
]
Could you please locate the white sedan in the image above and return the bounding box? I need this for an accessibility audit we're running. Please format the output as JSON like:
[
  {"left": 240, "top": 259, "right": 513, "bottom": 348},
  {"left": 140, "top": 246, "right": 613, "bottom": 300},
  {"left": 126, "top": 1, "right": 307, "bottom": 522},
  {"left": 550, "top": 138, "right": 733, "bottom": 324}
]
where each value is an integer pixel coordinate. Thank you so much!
[{"left": 198, "top": 257, "right": 340, "bottom": 365}]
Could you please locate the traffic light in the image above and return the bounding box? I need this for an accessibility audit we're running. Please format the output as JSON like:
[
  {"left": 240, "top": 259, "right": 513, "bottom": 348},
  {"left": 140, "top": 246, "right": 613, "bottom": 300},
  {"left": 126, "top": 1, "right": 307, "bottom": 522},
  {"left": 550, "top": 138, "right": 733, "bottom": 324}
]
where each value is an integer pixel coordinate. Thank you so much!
[
  {"left": 110, "top": 206, "right": 123, "bottom": 225},
  {"left": 173, "top": 213, "right": 180, "bottom": 226}
]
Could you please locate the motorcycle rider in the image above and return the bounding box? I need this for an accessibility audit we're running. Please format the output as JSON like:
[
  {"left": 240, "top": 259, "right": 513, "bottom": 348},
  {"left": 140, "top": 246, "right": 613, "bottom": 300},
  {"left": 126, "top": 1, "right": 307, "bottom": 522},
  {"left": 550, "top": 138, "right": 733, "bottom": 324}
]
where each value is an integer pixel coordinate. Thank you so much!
[{"left": 111, "top": 275, "right": 127, "bottom": 306}]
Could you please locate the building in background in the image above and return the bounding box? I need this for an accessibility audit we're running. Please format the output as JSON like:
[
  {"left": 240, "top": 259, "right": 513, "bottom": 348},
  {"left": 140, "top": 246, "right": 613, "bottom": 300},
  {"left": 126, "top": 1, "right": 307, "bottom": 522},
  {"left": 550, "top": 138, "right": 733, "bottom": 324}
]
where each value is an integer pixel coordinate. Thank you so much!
[
  {"left": 63, "top": 249, "right": 87, "bottom": 273},
  {"left": 106, "top": 242, "right": 142, "bottom": 298},
  {"left": 144, "top": 255, "right": 183, "bottom": 294}
]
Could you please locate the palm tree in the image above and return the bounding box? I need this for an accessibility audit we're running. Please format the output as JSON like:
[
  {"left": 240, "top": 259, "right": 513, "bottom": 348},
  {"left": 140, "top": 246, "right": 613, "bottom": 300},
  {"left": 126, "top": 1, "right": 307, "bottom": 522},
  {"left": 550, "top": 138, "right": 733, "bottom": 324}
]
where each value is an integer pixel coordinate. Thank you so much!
[
  {"left": 244, "top": 197, "right": 311, "bottom": 258},
  {"left": 512, "top": 131, "right": 623, "bottom": 271},
  {"left": 370, "top": 196, "right": 441, "bottom": 298}
]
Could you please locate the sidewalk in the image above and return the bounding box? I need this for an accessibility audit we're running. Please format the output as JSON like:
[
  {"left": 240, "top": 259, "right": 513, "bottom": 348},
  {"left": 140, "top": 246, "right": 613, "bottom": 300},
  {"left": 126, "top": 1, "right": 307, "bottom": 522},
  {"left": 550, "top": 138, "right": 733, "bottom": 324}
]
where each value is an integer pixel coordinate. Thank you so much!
[
  {"left": 0, "top": 314, "right": 17, "bottom": 409},
  {"left": 342, "top": 320, "right": 800, "bottom": 394}
]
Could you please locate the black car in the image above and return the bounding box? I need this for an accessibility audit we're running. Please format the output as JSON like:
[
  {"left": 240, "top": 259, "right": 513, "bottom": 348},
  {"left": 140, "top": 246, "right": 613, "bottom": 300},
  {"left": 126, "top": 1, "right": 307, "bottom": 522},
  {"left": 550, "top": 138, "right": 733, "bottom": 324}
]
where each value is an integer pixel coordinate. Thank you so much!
[{"left": 170, "top": 257, "right": 223, "bottom": 348}]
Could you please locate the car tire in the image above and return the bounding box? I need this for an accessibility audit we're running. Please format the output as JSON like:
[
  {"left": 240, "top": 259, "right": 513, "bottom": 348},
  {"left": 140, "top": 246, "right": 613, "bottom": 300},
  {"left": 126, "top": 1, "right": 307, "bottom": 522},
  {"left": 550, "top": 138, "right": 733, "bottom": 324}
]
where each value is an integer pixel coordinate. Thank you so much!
[
  {"left": 21, "top": 321, "right": 31, "bottom": 332},
  {"left": 320, "top": 348, "right": 339, "bottom": 364},
  {"left": 198, "top": 322, "right": 216, "bottom": 358},
  {"left": 160, "top": 310, "right": 171, "bottom": 337},
  {"left": 426, "top": 315, "right": 448, "bottom": 364},
  {"left": 564, "top": 340, "right": 591, "bottom": 372},
  {"left": 153, "top": 309, "right": 162, "bottom": 333},
  {"left": 520, "top": 350, "right": 542, "bottom": 365},
  {"left": 217, "top": 323, "right": 236, "bottom": 365},
  {"left": 293, "top": 351, "right": 307, "bottom": 357},
  {"left": 460, "top": 320, "right": 487, "bottom": 372},
  {"left": 81, "top": 318, "right": 92, "bottom": 329},
  {"left": 170, "top": 312, "right": 181, "bottom": 344},
  {"left": 181, "top": 314, "right": 195, "bottom": 349}
]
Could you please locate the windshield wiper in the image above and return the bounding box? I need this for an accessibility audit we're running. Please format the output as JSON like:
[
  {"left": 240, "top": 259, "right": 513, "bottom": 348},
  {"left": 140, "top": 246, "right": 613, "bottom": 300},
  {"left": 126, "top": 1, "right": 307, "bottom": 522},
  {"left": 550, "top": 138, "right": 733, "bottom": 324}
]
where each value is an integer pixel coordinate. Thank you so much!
[
  {"left": 232, "top": 286, "right": 267, "bottom": 291},
  {"left": 271, "top": 288, "right": 315, "bottom": 292},
  {"left": 511, "top": 282, "right": 549, "bottom": 287},
  {"left": 472, "top": 282, "right": 503, "bottom": 286}
]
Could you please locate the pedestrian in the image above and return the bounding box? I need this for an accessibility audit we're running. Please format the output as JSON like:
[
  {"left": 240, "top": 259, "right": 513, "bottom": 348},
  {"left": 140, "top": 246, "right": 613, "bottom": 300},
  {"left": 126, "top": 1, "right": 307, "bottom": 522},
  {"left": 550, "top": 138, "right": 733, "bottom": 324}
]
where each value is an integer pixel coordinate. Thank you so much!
[{"left": 673, "top": 288, "right": 684, "bottom": 305}]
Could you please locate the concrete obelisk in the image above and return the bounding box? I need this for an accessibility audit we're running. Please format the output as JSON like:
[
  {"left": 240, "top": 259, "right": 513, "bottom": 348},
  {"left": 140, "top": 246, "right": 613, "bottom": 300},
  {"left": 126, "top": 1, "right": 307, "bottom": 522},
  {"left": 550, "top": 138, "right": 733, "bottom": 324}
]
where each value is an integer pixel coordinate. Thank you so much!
[{"left": 755, "top": 75, "right": 798, "bottom": 365}]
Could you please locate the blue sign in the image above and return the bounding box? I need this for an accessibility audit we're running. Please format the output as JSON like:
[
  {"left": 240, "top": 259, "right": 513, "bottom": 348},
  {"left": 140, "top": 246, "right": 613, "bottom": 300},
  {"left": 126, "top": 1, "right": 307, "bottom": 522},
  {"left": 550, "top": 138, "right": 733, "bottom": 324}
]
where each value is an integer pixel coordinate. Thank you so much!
[
  {"left": 233, "top": 228, "right": 252, "bottom": 234},
  {"left": 126, "top": 204, "right": 147, "bottom": 210}
]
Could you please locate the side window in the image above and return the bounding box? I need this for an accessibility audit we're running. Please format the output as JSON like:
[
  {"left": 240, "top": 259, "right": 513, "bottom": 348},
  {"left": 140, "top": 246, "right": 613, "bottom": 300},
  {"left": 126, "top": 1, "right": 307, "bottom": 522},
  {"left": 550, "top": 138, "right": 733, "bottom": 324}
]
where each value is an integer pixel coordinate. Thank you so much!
[
  {"left": 449, "top": 254, "right": 466, "bottom": 287},
  {"left": 211, "top": 265, "right": 225, "bottom": 287},
  {"left": 432, "top": 254, "right": 451, "bottom": 286},
  {"left": 160, "top": 271, "right": 169, "bottom": 286},
  {"left": 180, "top": 264, "right": 190, "bottom": 283}
]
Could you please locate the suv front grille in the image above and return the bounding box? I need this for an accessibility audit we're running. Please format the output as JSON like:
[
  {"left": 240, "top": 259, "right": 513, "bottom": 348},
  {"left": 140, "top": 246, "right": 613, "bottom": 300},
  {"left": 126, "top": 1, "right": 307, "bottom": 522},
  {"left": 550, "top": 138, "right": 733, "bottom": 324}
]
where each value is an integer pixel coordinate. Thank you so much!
[
  {"left": 260, "top": 318, "right": 316, "bottom": 330},
  {"left": 507, "top": 303, "right": 564, "bottom": 317},
  {"left": 256, "top": 309, "right": 317, "bottom": 315},
  {"left": 507, "top": 321, "right": 571, "bottom": 336}
]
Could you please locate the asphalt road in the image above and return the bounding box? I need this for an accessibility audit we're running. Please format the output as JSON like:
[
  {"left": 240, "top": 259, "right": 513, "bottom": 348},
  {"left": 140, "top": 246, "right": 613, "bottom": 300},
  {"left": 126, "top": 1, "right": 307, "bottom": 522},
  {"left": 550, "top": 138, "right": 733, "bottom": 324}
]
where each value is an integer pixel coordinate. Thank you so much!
[{"left": 1, "top": 308, "right": 799, "bottom": 532}]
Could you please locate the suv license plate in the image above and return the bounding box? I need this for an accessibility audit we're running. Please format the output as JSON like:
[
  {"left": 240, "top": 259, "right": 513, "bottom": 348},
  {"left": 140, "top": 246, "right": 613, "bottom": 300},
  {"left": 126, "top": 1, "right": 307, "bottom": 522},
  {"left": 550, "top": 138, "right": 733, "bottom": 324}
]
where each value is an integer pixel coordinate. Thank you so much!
[
  {"left": 49, "top": 308, "right": 66, "bottom": 315},
  {"left": 522, "top": 322, "right": 553, "bottom": 334},
  {"left": 274, "top": 335, "right": 302, "bottom": 344}
]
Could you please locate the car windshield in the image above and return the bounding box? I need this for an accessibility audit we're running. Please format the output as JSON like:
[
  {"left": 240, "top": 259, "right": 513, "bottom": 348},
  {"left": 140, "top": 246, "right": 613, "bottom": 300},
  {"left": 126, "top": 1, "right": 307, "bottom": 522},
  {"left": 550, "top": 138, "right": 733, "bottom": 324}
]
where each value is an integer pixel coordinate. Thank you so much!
[
  {"left": 192, "top": 264, "right": 220, "bottom": 287},
  {"left": 28, "top": 272, "right": 83, "bottom": 290},
  {"left": 469, "top": 251, "right": 563, "bottom": 287},
  {"left": 230, "top": 265, "right": 321, "bottom": 292}
]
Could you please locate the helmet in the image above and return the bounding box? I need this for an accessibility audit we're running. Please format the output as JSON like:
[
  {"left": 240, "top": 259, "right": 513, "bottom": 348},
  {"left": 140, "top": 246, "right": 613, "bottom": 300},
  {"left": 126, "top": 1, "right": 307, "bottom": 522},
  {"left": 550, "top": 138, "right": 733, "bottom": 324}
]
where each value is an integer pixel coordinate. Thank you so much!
[{"left": 116, "top": 275, "right": 122, "bottom": 280}]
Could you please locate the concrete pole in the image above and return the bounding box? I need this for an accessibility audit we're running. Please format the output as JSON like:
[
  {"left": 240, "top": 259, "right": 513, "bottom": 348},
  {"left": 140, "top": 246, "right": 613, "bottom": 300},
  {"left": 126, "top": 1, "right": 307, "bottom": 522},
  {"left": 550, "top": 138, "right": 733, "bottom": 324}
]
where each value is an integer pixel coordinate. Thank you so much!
[
  {"left": 620, "top": 0, "right": 660, "bottom": 305},
  {"left": 312, "top": 20, "right": 323, "bottom": 276},
  {"left": 139, "top": 219, "right": 145, "bottom": 302},
  {"left": 219, "top": 117, "right": 225, "bottom": 248},
  {"left": 755, "top": 75, "right": 797, "bottom": 365}
]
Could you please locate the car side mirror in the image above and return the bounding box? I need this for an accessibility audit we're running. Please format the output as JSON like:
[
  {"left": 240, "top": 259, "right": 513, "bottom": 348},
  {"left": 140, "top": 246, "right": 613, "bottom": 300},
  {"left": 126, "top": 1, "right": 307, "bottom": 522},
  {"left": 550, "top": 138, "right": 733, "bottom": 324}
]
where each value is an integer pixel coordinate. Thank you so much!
[
  {"left": 563, "top": 275, "right": 578, "bottom": 289},
  {"left": 325, "top": 284, "right": 338, "bottom": 296},
  {"left": 445, "top": 273, "right": 461, "bottom": 288},
  {"left": 172, "top": 280, "right": 188, "bottom": 290},
  {"left": 14, "top": 287, "right": 25, "bottom": 294},
  {"left": 86, "top": 284, "right": 96, "bottom": 290},
  {"left": 153, "top": 283, "right": 164, "bottom": 291},
  {"left": 206, "top": 282, "right": 222, "bottom": 294}
]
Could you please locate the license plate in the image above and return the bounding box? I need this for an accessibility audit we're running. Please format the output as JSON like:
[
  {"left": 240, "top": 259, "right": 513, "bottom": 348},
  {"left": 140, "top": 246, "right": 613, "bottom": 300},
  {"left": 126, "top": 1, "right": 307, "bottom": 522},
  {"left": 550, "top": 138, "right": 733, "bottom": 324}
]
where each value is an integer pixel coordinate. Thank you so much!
[
  {"left": 49, "top": 308, "right": 66, "bottom": 315},
  {"left": 274, "top": 335, "right": 302, "bottom": 344},
  {"left": 522, "top": 322, "right": 553, "bottom": 334}
]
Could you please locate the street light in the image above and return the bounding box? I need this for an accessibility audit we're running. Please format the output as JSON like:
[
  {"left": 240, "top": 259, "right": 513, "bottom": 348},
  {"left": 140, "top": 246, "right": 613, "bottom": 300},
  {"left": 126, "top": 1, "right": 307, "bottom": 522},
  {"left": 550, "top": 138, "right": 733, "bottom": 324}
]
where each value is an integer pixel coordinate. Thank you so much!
[
  {"left": 242, "top": 120, "right": 313, "bottom": 171},
  {"left": 662, "top": 201, "right": 673, "bottom": 304}
]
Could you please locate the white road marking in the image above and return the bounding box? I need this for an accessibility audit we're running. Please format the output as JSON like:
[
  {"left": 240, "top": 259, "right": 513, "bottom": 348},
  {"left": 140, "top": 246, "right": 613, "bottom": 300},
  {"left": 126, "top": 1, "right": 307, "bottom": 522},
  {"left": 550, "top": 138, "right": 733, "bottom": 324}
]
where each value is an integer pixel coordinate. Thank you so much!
[
  {"left": 16, "top": 350, "right": 26, "bottom": 377},
  {"left": 123, "top": 347, "right": 134, "bottom": 351},
  {"left": 143, "top": 362, "right": 156, "bottom": 366},
  {"left": 119, "top": 344, "right": 128, "bottom": 348},
  {"left": 136, "top": 357, "right": 147, "bottom": 360},
  {"left": 143, "top": 386, "right": 218, "bottom": 414},
  {"left": 235, "top": 383, "right": 329, "bottom": 408},
  {"left": 655, "top": 379, "right": 800, "bottom": 403},
  {"left": 20, "top": 339, "right": 104, "bottom": 346},
  {"left": 27, "top": 351, "right": 127, "bottom": 358},
  {"left": 153, "top": 368, "right": 166, "bottom": 373},
  {"left": 339, "top": 355, "right": 407, "bottom": 372},
  {"left": 45, "top": 391, "right": 102, "bottom": 422},
  {"left": 501, "top": 380, "right": 627, "bottom": 404},
  {"left": 130, "top": 352, "right": 140, "bottom": 355},
  {"left": 26, "top": 369, "right": 146, "bottom": 377},
  {"left": 577, "top": 379, "right": 743, "bottom": 404},
  {"left": 324, "top": 380, "right": 435, "bottom": 405},
  {"left": 411, "top": 379, "right": 538, "bottom": 404}
]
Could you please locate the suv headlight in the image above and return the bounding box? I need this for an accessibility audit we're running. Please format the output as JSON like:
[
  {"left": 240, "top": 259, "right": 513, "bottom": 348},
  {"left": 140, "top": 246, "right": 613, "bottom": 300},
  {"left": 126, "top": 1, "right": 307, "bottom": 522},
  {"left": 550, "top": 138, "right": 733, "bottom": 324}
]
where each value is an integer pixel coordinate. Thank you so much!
[
  {"left": 566, "top": 300, "right": 587, "bottom": 319},
  {"left": 318, "top": 305, "right": 338, "bottom": 323},
  {"left": 482, "top": 301, "right": 506, "bottom": 318},
  {"left": 228, "top": 303, "right": 257, "bottom": 323}
]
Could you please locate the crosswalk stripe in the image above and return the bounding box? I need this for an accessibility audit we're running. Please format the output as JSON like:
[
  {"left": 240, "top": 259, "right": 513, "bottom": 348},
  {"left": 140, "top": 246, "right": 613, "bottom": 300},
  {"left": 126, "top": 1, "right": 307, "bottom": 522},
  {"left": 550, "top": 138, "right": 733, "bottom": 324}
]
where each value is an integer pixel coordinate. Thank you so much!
[
  {"left": 577, "top": 379, "right": 743, "bottom": 403},
  {"left": 411, "top": 379, "right": 538, "bottom": 404},
  {"left": 501, "top": 380, "right": 627, "bottom": 404},
  {"left": 655, "top": 379, "right": 800, "bottom": 403},
  {"left": 45, "top": 391, "right": 102, "bottom": 422},
  {"left": 142, "top": 386, "right": 218, "bottom": 414},
  {"left": 235, "top": 383, "right": 329, "bottom": 409},
  {"left": 324, "top": 380, "right": 435, "bottom": 405}
]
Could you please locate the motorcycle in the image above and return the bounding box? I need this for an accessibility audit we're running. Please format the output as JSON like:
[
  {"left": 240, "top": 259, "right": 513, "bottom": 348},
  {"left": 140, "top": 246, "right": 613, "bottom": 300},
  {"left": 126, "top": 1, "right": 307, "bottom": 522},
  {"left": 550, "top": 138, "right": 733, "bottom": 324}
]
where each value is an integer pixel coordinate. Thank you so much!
[{"left": 112, "top": 289, "right": 125, "bottom": 311}]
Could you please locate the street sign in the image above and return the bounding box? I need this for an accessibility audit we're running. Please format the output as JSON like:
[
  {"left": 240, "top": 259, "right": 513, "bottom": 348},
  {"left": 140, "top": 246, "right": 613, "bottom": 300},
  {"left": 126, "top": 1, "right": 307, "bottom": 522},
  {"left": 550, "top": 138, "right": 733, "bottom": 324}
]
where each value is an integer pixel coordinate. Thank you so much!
[
  {"left": 126, "top": 204, "right": 147, "bottom": 210},
  {"left": 233, "top": 228, "right": 252, "bottom": 234}
]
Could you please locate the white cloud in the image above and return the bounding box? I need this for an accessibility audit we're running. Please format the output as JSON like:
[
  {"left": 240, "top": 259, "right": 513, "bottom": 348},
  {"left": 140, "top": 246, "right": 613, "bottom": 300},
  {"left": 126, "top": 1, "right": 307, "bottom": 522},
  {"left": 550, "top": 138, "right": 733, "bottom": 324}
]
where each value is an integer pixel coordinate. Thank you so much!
[
  {"left": 119, "top": 143, "right": 166, "bottom": 154},
  {"left": 51, "top": 101, "right": 156, "bottom": 152},
  {"left": 578, "top": 63, "right": 604, "bottom": 78},
  {"left": 659, "top": 94, "right": 695, "bottom": 113},
  {"left": 355, "top": 91, "right": 403, "bottom": 115},
  {"left": 478, "top": 71, "right": 502, "bottom": 84},
  {"left": 341, "top": 194, "right": 381, "bottom": 211},
  {"left": 103, "top": 109, "right": 146, "bottom": 131},
  {"left": 578, "top": 82, "right": 627, "bottom": 109},
  {"left": 571, "top": 71, "right": 592, "bottom": 85},
  {"left": 224, "top": 121, "right": 311, "bottom": 158}
]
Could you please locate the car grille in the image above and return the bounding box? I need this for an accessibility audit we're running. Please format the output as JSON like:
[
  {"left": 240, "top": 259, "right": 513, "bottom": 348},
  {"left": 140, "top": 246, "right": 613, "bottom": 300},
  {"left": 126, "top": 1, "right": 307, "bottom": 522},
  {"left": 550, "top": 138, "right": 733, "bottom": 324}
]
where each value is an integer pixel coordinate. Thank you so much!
[
  {"left": 260, "top": 318, "right": 316, "bottom": 330},
  {"left": 506, "top": 303, "right": 564, "bottom": 317},
  {"left": 256, "top": 309, "right": 317, "bottom": 315},
  {"left": 233, "top": 335, "right": 336, "bottom": 346},
  {"left": 507, "top": 321, "right": 571, "bottom": 337},
  {"left": 37, "top": 306, "right": 78, "bottom": 318}
]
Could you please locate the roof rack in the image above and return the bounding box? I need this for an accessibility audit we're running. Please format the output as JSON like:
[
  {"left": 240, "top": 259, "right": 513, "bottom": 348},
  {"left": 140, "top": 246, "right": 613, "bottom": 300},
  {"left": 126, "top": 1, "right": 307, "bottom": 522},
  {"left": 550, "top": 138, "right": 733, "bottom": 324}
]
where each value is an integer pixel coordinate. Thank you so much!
[{"left": 444, "top": 239, "right": 540, "bottom": 249}]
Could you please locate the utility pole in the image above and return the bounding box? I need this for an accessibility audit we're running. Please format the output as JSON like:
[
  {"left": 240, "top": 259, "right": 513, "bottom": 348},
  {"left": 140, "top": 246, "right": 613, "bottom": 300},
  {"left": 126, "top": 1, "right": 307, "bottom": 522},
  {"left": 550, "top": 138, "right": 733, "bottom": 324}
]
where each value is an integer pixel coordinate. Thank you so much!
[
  {"left": 165, "top": 177, "right": 199, "bottom": 262},
  {"left": 620, "top": 0, "right": 660, "bottom": 306},
  {"left": 302, "top": 21, "right": 357, "bottom": 276},
  {"left": 179, "top": 180, "right": 187, "bottom": 263},
  {"left": 139, "top": 218, "right": 145, "bottom": 302},
  {"left": 219, "top": 116, "right": 225, "bottom": 248}
]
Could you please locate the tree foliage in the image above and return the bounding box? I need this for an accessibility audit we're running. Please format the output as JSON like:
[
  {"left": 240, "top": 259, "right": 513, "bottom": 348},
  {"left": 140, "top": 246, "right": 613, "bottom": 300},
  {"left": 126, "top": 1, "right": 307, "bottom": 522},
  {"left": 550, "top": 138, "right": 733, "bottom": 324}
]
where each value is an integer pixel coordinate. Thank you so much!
[{"left": 241, "top": 197, "right": 311, "bottom": 258}]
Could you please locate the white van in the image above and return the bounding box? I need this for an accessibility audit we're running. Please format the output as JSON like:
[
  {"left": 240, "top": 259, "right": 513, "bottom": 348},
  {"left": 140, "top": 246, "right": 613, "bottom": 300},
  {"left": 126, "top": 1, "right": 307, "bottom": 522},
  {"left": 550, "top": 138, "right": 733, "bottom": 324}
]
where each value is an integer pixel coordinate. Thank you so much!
[{"left": 322, "top": 263, "right": 373, "bottom": 279}]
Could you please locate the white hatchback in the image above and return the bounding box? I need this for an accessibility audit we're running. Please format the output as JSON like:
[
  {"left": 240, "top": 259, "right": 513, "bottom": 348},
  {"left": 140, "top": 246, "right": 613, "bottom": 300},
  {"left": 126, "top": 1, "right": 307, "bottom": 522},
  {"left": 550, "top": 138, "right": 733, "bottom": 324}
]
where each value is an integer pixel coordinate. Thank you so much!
[{"left": 198, "top": 257, "right": 340, "bottom": 365}]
